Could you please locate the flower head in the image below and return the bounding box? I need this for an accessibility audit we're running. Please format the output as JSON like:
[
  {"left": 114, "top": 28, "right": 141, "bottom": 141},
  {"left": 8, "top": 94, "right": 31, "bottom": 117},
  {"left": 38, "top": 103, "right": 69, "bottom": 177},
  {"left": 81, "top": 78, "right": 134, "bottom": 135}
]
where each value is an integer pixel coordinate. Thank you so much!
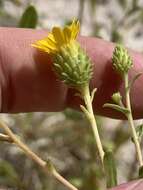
[
  {"left": 32, "top": 19, "right": 80, "bottom": 55},
  {"left": 112, "top": 44, "right": 133, "bottom": 75},
  {"left": 32, "top": 19, "right": 93, "bottom": 87}
]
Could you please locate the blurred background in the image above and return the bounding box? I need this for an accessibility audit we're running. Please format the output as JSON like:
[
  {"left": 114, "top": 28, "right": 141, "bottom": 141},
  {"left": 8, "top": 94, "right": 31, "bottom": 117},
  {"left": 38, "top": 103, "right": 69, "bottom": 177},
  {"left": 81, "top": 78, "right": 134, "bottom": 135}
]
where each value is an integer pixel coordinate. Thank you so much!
[{"left": 0, "top": 0, "right": 143, "bottom": 189}]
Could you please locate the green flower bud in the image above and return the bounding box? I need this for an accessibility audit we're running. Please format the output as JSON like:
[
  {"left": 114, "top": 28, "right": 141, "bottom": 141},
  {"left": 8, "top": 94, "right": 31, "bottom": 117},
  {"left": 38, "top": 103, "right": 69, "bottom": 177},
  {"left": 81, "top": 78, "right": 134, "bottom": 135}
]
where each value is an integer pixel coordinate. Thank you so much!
[
  {"left": 112, "top": 44, "right": 133, "bottom": 74},
  {"left": 53, "top": 43, "right": 93, "bottom": 87},
  {"left": 112, "top": 92, "right": 122, "bottom": 105}
]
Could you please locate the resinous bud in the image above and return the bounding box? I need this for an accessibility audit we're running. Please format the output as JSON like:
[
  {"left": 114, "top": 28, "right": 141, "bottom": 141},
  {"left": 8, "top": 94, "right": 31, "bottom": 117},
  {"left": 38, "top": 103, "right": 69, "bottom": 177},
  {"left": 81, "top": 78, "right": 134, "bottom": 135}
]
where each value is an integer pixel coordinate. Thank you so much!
[
  {"left": 53, "top": 42, "right": 93, "bottom": 87},
  {"left": 112, "top": 44, "right": 133, "bottom": 75}
]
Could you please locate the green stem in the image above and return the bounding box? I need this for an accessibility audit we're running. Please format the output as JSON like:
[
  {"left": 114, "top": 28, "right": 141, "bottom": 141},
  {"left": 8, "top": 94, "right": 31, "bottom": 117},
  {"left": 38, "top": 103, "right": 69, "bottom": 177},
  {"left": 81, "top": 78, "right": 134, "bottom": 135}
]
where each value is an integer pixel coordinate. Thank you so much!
[
  {"left": 80, "top": 84, "right": 104, "bottom": 164},
  {"left": 124, "top": 73, "right": 143, "bottom": 167}
]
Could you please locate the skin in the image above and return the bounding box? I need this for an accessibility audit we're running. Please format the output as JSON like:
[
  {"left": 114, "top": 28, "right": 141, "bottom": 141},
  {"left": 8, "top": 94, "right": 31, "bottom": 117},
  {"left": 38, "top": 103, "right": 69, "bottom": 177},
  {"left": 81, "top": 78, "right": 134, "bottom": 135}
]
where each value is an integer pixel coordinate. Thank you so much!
[
  {"left": 109, "top": 179, "right": 143, "bottom": 190},
  {"left": 0, "top": 27, "right": 143, "bottom": 119}
]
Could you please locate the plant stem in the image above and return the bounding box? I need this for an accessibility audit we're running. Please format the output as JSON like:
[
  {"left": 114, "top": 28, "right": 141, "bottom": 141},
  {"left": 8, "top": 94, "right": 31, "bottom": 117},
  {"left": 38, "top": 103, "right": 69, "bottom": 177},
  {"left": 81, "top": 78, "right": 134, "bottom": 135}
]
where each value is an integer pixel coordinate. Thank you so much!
[
  {"left": 0, "top": 119, "right": 78, "bottom": 190},
  {"left": 124, "top": 73, "right": 143, "bottom": 167},
  {"left": 0, "top": 133, "right": 13, "bottom": 142},
  {"left": 80, "top": 84, "right": 104, "bottom": 164}
]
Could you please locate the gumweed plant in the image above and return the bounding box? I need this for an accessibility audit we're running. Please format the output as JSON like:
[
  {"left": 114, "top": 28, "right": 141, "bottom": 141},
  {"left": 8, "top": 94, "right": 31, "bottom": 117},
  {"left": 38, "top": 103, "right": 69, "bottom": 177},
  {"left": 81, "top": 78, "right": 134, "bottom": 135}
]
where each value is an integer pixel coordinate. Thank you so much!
[
  {"left": 32, "top": 19, "right": 108, "bottom": 184},
  {"left": 32, "top": 19, "right": 118, "bottom": 188},
  {"left": 32, "top": 20, "right": 143, "bottom": 187},
  {"left": 32, "top": 19, "right": 105, "bottom": 165},
  {"left": 0, "top": 19, "right": 142, "bottom": 190}
]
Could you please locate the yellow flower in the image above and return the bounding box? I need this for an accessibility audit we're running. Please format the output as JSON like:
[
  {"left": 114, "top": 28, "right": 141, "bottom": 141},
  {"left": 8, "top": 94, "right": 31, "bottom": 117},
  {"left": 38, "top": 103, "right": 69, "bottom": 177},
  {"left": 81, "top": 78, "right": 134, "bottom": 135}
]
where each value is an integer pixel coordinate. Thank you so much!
[
  {"left": 32, "top": 19, "right": 80, "bottom": 55},
  {"left": 32, "top": 19, "right": 93, "bottom": 87}
]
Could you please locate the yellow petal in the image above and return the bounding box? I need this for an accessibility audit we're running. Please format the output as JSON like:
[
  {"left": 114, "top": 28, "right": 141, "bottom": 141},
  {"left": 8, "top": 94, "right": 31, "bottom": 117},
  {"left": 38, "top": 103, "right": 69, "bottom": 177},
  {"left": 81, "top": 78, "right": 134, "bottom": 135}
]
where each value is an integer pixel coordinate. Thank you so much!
[
  {"left": 52, "top": 27, "right": 65, "bottom": 46},
  {"left": 32, "top": 19, "right": 80, "bottom": 55},
  {"left": 70, "top": 19, "right": 80, "bottom": 39},
  {"left": 48, "top": 33, "right": 56, "bottom": 44},
  {"left": 32, "top": 43, "right": 50, "bottom": 53},
  {"left": 63, "top": 26, "right": 72, "bottom": 43},
  {"left": 32, "top": 38, "right": 57, "bottom": 54}
]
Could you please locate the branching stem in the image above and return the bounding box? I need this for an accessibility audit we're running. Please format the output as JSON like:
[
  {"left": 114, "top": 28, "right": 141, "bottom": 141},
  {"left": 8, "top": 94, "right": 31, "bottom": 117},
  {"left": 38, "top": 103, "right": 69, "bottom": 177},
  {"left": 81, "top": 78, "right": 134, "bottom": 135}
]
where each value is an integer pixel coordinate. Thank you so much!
[
  {"left": 124, "top": 73, "right": 143, "bottom": 167},
  {"left": 0, "top": 119, "right": 78, "bottom": 190},
  {"left": 80, "top": 84, "right": 104, "bottom": 165}
]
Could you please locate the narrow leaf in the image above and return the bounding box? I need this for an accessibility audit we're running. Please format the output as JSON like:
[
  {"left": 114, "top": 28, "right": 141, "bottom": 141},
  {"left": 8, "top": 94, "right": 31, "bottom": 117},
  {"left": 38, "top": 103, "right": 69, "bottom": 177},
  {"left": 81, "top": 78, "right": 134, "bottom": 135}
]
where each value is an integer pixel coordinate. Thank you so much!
[
  {"left": 131, "top": 124, "right": 143, "bottom": 143},
  {"left": 139, "top": 166, "right": 143, "bottom": 178},
  {"left": 0, "top": 160, "right": 20, "bottom": 186},
  {"left": 103, "top": 103, "right": 130, "bottom": 115},
  {"left": 46, "top": 159, "right": 55, "bottom": 173},
  {"left": 80, "top": 105, "right": 90, "bottom": 120},
  {"left": 118, "top": 0, "right": 127, "bottom": 8},
  {"left": 104, "top": 149, "right": 118, "bottom": 188},
  {"left": 19, "top": 5, "right": 38, "bottom": 28},
  {"left": 91, "top": 88, "right": 97, "bottom": 103},
  {"left": 128, "top": 72, "right": 143, "bottom": 92}
]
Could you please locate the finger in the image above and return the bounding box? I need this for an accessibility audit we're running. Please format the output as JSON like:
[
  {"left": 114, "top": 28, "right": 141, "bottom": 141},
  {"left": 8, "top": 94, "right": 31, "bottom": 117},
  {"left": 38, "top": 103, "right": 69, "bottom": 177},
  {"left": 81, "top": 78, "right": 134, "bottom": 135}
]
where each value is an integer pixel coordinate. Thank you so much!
[
  {"left": 0, "top": 27, "right": 143, "bottom": 119},
  {"left": 0, "top": 27, "right": 67, "bottom": 113},
  {"left": 108, "top": 179, "right": 143, "bottom": 190}
]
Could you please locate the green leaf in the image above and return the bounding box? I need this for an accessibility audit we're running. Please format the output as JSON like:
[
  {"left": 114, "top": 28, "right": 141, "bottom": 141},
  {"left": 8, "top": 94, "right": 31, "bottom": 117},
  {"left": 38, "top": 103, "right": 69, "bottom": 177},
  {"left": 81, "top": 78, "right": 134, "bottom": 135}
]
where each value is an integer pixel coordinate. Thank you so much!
[
  {"left": 139, "top": 166, "right": 143, "bottom": 178},
  {"left": 8, "top": 0, "right": 21, "bottom": 6},
  {"left": 132, "top": 0, "right": 138, "bottom": 10},
  {"left": 89, "top": 0, "right": 96, "bottom": 12},
  {"left": 91, "top": 88, "right": 97, "bottom": 103},
  {"left": 131, "top": 124, "right": 143, "bottom": 143},
  {"left": 111, "top": 28, "right": 122, "bottom": 43},
  {"left": 46, "top": 159, "right": 55, "bottom": 173},
  {"left": 127, "top": 72, "right": 143, "bottom": 92},
  {"left": 0, "top": 160, "right": 20, "bottom": 186},
  {"left": 80, "top": 105, "right": 90, "bottom": 119},
  {"left": 103, "top": 103, "right": 130, "bottom": 115},
  {"left": 63, "top": 108, "right": 83, "bottom": 120},
  {"left": 104, "top": 149, "right": 118, "bottom": 188},
  {"left": 0, "top": 0, "right": 3, "bottom": 7},
  {"left": 118, "top": 0, "right": 127, "bottom": 8},
  {"left": 18, "top": 5, "right": 38, "bottom": 28}
]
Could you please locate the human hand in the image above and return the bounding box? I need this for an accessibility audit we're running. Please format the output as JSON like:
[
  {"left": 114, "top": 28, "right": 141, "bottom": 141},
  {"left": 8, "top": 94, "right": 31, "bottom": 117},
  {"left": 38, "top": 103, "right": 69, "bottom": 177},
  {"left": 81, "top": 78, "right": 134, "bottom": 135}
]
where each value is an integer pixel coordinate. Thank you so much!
[{"left": 0, "top": 27, "right": 143, "bottom": 119}]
